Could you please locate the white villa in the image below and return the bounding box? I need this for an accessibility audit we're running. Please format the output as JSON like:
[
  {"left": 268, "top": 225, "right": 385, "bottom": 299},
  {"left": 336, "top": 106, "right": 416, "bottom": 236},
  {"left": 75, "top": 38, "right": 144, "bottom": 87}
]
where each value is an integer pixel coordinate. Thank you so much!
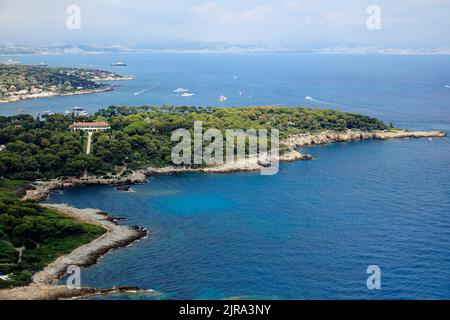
[{"left": 69, "top": 122, "right": 111, "bottom": 132}]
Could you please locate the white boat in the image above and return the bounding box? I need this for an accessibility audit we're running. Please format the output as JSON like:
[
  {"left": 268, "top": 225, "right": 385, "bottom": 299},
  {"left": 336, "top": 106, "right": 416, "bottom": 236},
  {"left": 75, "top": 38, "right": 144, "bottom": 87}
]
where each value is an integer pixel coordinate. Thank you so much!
[
  {"left": 79, "top": 111, "right": 89, "bottom": 116},
  {"left": 219, "top": 95, "right": 227, "bottom": 102},
  {"left": 111, "top": 62, "right": 127, "bottom": 67},
  {"left": 73, "top": 106, "right": 84, "bottom": 111},
  {"left": 181, "top": 92, "right": 194, "bottom": 97},
  {"left": 174, "top": 88, "right": 189, "bottom": 93}
]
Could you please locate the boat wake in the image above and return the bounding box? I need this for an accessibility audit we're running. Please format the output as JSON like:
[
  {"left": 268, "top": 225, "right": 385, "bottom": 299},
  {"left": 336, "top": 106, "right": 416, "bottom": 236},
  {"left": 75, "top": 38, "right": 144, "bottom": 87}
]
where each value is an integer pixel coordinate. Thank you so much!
[
  {"left": 444, "top": 85, "right": 450, "bottom": 89},
  {"left": 305, "top": 96, "right": 376, "bottom": 115},
  {"left": 134, "top": 89, "right": 147, "bottom": 96},
  {"left": 305, "top": 96, "right": 334, "bottom": 105}
]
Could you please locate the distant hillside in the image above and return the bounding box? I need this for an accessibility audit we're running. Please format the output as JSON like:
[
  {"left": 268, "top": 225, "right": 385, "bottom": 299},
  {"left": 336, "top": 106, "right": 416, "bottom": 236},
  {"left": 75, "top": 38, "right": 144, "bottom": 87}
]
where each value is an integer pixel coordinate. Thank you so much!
[{"left": 0, "top": 64, "right": 126, "bottom": 102}]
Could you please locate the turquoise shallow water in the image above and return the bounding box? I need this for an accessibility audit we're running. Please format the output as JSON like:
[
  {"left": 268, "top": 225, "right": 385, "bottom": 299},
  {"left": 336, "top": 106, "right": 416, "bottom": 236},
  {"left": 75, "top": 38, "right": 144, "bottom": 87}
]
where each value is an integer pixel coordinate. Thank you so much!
[
  {"left": 48, "top": 137, "right": 450, "bottom": 300},
  {"left": 7, "top": 52, "right": 448, "bottom": 299}
]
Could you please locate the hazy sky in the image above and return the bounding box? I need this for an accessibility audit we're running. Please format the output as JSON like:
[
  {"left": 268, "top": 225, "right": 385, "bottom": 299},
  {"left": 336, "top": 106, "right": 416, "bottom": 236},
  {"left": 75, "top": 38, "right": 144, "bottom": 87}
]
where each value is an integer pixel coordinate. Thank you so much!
[{"left": 0, "top": 0, "right": 449, "bottom": 47}]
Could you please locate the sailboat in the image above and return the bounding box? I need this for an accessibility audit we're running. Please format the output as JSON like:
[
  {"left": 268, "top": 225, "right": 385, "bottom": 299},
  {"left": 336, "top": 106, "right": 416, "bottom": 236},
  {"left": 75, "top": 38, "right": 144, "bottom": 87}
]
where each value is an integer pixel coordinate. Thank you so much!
[{"left": 219, "top": 95, "right": 227, "bottom": 102}]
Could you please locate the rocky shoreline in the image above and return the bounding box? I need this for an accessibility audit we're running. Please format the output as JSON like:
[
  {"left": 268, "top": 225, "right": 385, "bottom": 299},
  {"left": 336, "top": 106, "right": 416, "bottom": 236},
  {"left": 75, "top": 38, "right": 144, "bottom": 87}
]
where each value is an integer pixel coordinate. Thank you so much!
[
  {"left": 142, "top": 149, "right": 312, "bottom": 176},
  {"left": 284, "top": 130, "right": 446, "bottom": 149},
  {"left": 21, "top": 130, "right": 447, "bottom": 203},
  {"left": 92, "top": 76, "right": 134, "bottom": 81},
  {"left": 0, "top": 87, "right": 114, "bottom": 104},
  {"left": 142, "top": 130, "right": 446, "bottom": 176},
  {"left": 23, "top": 171, "right": 148, "bottom": 202},
  {"left": 0, "top": 205, "right": 148, "bottom": 300},
  {"left": 0, "top": 129, "right": 446, "bottom": 300}
]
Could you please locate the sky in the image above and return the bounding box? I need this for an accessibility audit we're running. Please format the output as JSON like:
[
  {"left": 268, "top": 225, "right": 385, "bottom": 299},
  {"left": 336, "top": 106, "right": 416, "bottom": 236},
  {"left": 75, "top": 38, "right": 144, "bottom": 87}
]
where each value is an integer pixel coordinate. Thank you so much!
[{"left": 0, "top": 0, "right": 449, "bottom": 48}]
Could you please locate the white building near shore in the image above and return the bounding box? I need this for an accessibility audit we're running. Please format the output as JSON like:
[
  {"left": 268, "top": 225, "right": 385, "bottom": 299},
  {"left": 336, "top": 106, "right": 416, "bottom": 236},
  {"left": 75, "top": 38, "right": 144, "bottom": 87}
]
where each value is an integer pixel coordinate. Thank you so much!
[{"left": 69, "top": 122, "right": 111, "bottom": 132}]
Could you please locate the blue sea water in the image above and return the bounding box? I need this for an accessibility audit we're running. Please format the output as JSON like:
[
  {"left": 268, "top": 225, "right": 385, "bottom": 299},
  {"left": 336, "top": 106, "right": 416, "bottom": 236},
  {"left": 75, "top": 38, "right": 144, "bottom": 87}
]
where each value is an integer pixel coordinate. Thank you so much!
[
  {"left": 48, "top": 138, "right": 450, "bottom": 300},
  {"left": 4, "top": 53, "right": 449, "bottom": 299},
  {"left": 1, "top": 53, "right": 450, "bottom": 131}
]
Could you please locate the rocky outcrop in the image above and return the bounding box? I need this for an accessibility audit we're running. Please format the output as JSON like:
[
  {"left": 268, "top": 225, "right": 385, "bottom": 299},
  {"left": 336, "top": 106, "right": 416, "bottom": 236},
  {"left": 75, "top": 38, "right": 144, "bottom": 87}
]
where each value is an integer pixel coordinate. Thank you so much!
[
  {"left": 34, "top": 205, "right": 147, "bottom": 286},
  {"left": 23, "top": 171, "right": 147, "bottom": 202},
  {"left": 285, "top": 130, "right": 446, "bottom": 149},
  {"left": 142, "top": 130, "right": 446, "bottom": 176},
  {"left": 0, "top": 205, "right": 148, "bottom": 300},
  {"left": 142, "top": 150, "right": 312, "bottom": 176},
  {"left": 22, "top": 130, "right": 445, "bottom": 201},
  {"left": 0, "top": 284, "right": 149, "bottom": 301}
]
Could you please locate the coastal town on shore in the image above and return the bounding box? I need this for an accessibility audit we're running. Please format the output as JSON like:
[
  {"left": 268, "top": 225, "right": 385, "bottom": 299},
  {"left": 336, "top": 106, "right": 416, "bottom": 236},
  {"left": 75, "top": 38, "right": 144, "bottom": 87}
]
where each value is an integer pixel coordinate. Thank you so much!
[{"left": 0, "top": 64, "right": 132, "bottom": 104}]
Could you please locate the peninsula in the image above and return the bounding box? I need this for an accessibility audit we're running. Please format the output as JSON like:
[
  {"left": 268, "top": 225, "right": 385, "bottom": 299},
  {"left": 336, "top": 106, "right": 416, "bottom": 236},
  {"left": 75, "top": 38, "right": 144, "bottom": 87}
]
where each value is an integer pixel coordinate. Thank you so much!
[
  {"left": 0, "top": 105, "right": 446, "bottom": 299},
  {"left": 0, "top": 64, "right": 131, "bottom": 103}
]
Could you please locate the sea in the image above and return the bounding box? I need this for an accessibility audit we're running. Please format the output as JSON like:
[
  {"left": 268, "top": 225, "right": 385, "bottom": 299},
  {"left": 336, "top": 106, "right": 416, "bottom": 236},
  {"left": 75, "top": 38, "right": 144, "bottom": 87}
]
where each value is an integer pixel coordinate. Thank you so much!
[{"left": 1, "top": 53, "right": 449, "bottom": 299}]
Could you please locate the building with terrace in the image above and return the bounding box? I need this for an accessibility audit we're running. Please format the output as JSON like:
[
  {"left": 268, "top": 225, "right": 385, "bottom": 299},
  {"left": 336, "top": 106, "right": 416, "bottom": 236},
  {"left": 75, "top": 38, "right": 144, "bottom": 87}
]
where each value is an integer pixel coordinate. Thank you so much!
[{"left": 69, "top": 122, "right": 111, "bottom": 132}]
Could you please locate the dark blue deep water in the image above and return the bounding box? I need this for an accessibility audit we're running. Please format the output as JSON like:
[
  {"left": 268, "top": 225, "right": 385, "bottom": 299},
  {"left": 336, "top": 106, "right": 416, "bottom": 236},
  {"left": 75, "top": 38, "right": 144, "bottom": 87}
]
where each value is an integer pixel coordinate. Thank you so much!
[
  {"left": 7, "top": 53, "right": 449, "bottom": 299},
  {"left": 47, "top": 138, "right": 450, "bottom": 300}
]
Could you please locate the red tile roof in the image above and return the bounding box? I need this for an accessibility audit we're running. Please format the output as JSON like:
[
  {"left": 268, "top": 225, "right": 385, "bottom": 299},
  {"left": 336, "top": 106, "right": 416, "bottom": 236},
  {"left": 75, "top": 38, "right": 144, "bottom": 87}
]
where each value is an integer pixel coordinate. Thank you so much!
[{"left": 69, "top": 122, "right": 110, "bottom": 128}]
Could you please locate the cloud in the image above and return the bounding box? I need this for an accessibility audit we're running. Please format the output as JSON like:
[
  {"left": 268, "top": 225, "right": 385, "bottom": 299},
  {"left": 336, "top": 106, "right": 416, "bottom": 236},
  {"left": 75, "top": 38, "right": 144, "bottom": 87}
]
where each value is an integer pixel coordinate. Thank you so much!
[
  {"left": 191, "top": 2, "right": 221, "bottom": 15},
  {"left": 319, "top": 11, "right": 361, "bottom": 26},
  {"left": 219, "top": 6, "right": 273, "bottom": 24},
  {"left": 0, "top": 0, "right": 449, "bottom": 46},
  {"left": 191, "top": 2, "right": 273, "bottom": 25},
  {"left": 285, "top": 0, "right": 319, "bottom": 12}
]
